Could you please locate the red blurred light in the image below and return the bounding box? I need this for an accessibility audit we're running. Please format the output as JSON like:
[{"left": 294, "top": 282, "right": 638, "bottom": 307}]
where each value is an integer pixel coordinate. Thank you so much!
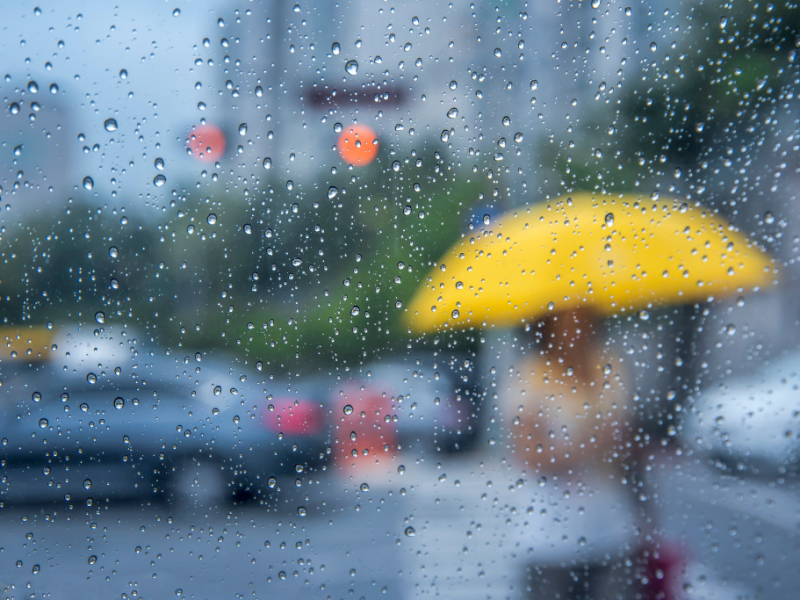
[
  {"left": 263, "top": 398, "right": 323, "bottom": 435},
  {"left": 186, "top": 124, "right": 226, "bottom": 162},
  {"left": 337, "top": 123, "right": 378, "bottom": 166}
]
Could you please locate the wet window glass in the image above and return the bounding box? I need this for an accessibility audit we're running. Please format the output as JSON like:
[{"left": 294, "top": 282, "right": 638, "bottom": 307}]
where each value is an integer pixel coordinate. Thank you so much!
[{"left": 1, "top": 1, "right": 797, "bottom": 599}]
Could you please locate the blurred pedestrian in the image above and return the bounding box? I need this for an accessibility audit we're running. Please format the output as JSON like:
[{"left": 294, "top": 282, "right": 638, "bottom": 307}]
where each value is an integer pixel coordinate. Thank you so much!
[{"left": 505, "top": 308, "right": 641, "bottom": 600}]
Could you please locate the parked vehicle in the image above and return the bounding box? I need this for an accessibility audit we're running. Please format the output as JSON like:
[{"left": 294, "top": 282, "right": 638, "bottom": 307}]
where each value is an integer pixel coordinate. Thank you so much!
[
  {"left": 680, "top": 352, "right": 800, "bottom": 476},
  {"left": 347, "top": 353, "right": 482, "bottom": 453},
  {"left": 0, "top": 324, "right": 332, "bottom": 505}
]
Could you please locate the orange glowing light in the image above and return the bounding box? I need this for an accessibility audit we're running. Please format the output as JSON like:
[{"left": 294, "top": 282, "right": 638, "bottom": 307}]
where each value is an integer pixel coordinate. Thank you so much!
[
  {"left": 186, "top": 124, "right": 226, "bottom": 162},
  {"left": 337, "top": 124, "right": 378, "bottom": 165}
]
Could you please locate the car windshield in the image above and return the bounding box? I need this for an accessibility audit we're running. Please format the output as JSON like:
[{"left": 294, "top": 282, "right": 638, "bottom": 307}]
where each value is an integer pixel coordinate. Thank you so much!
[{"left": 1, "top": 2, "right": 799, "bottom": 599}]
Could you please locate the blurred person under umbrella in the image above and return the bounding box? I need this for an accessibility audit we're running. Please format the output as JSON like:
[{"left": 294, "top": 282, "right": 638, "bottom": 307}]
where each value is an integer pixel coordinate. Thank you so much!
[{"left": 405, "top": 192, "right": 776, "bottom": 599}]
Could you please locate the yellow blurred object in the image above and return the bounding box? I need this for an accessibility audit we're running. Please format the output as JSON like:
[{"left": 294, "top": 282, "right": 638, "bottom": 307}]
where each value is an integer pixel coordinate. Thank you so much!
[
  {"left": 406, "top": 193, "right": 776, "bottom": 332},
  {"left": 0, "top": 327, "right": 55, "bottom": 361}
]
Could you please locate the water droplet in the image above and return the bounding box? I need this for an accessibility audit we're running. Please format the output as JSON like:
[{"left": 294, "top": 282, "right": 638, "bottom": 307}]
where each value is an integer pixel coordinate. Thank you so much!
[
  {"left": 360, "top": 483, "right": 369, "bottom": 492},
  {"left": 350, "top": 305, "right": 360, "bottom": 316},
  {"left": 263, "top": 157, "right": 272, "bottom": 169},
  {"left": 403, "top": 205, "right": 412, "bottom": 216},
  {"left": 719, "top": 16, "right": 728, "bottom": 29},
  {"left": 207, "top": 213, "right": 217, "bottom": 225},
  {"left": 297, "top": 506, "right": 307, "bottom": 516},
  {"left": 95, "top": 311, "right": 105, "bottom": 324},
  {"left": 49, "top": 82, "right": 58, "bottom": 94},
  {"left": 187, "top": 224, "right": 195, "bottom": 234},
  {"left": 447, "top": 107, "right": 458, "bottom": 119},
  {"left": 83, "top": 478, "right": 92, "bottom": 490},
  {"left": 87, "top": 555, "right": 97, "bottom": 565},
  {"left": 638, "top": 310, "right": 650, "bottom": 321},
  {"left": 392, "top": 161, "right": 401, "bottom": 172},
  {"left": 154, "top": 157, "right": 164, "bottom": 170},
  {"left": 331, "top": 42, "right": 341, "bottom": 55},
  {"left": 103, "top": 118, "right": 117, "bottom": 132},
  {"left": 345, "top": 60, "right": 359, "bottom": 75},
  {"left": 114, "top": 397, "right": 124, "bottom": 410},
  {"left": 455, "top": 281, "right": 464, "bottom": 290},
  {"left": 32, "top": 392, "right": 42, "bottom": 402},
  {"left": 9, "top": 102, "right": 20, "bottom": 115},
  {"left": 153, "top": 174, "right": 166, "bottom": 187},
  {"left": 650, "top": 42, "right": 657, "bottom": 52},
  {"left": 291, "top": 258, "right": 303, "bottom": 267},
  {"left": 80, "top": 403, "right": 89, "bottom": 412},
  {"left": 82, "top": 176, "right": 94, "bottom": 190},
  {"left": 695, "top": 122, "right": 705, "bottom": 132},
  {"left": 238, "top": 123, "right": 247, "bottom": 136},
  {"left": 726, "top": 323, "right": 737, "bottom": 336},
  {"left": 243, "top": 224, "right": 252, "bottom": 234},
  {"left": 494, "top": 48, "right": 502, "bottom": 57},
  {"left": 604, "top": 212, "right": 614, "bottom": 226},
  {"left": 440, "top": 130, "right": 450, "bottom": 142},
  {"left": 38, "top": 418, "right": 48, "bottom": 429},
  {"left": 286, "top": 180, "right": 294, "bottom": 191},
  {"left": 267, "top": 477, "right": 277, "bottom": 488},
  {"left": 213, "top": 385, "right": 222, "bottom": 396},
  {"left": 404, "top": 526, "right": 416, "bottom": 537},
  {"left": 764, "top": 211, "right": 775, "bottom": 224},
  {"left": 343, "top": 404, "right": 354, "bottom": 415},
  {"left": 451, "top": 309, "right": 460, "bottom": 319},
  {"left": 108, "top": 246, "right": 119, "bottom": 258},
  {"left": 119, "top": 68, "right": 128, "bottom": 79},
  {"left": 28, "top": 81, "right": 38, "bottom": 93},
  {"left": 328, "top": 186, "right": 338, "bottom": 199}
]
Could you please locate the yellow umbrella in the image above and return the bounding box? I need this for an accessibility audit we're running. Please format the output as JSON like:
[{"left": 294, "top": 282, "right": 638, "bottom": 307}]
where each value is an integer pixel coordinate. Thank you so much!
[{"left": 406, "top": 193, "right": 776, "bottom": 332}]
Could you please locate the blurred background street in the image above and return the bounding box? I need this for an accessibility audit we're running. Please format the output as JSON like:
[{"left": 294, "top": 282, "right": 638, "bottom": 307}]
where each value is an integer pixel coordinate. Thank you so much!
[{"left": 2, "top": 0, "right": 800, "bottom": 598}]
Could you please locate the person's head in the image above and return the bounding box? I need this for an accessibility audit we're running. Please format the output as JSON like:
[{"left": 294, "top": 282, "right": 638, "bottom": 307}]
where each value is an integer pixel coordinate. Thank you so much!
[{"left": 525, "top": 306, "right": 597, "bottom": 376}]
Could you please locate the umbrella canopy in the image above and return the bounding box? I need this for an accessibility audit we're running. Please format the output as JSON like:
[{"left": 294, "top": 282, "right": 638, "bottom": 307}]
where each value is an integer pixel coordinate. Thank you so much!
[{"left": 406, "top": 193, "right": 776, "bottom": 332}]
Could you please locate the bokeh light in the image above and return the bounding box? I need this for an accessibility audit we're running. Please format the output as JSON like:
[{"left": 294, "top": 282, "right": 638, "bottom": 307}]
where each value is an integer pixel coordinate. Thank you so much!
[
  {"left": 186, "top": 124, "right": 226, "bottom": 162},
  {"left": 337, "top": 123, "right": 379, "bottom": 166}
]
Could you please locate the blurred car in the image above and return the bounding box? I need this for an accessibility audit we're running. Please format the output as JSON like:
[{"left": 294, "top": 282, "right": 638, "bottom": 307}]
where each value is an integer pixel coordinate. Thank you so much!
[
  {"left": 0, "top": 324, "right": 332, "bottom": 505},
  {"left": 347, "top": 353, "right": 482, "bottom": 453},
  {"left": 680, "top": 352, "right": 800, "bottom": 476}
]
